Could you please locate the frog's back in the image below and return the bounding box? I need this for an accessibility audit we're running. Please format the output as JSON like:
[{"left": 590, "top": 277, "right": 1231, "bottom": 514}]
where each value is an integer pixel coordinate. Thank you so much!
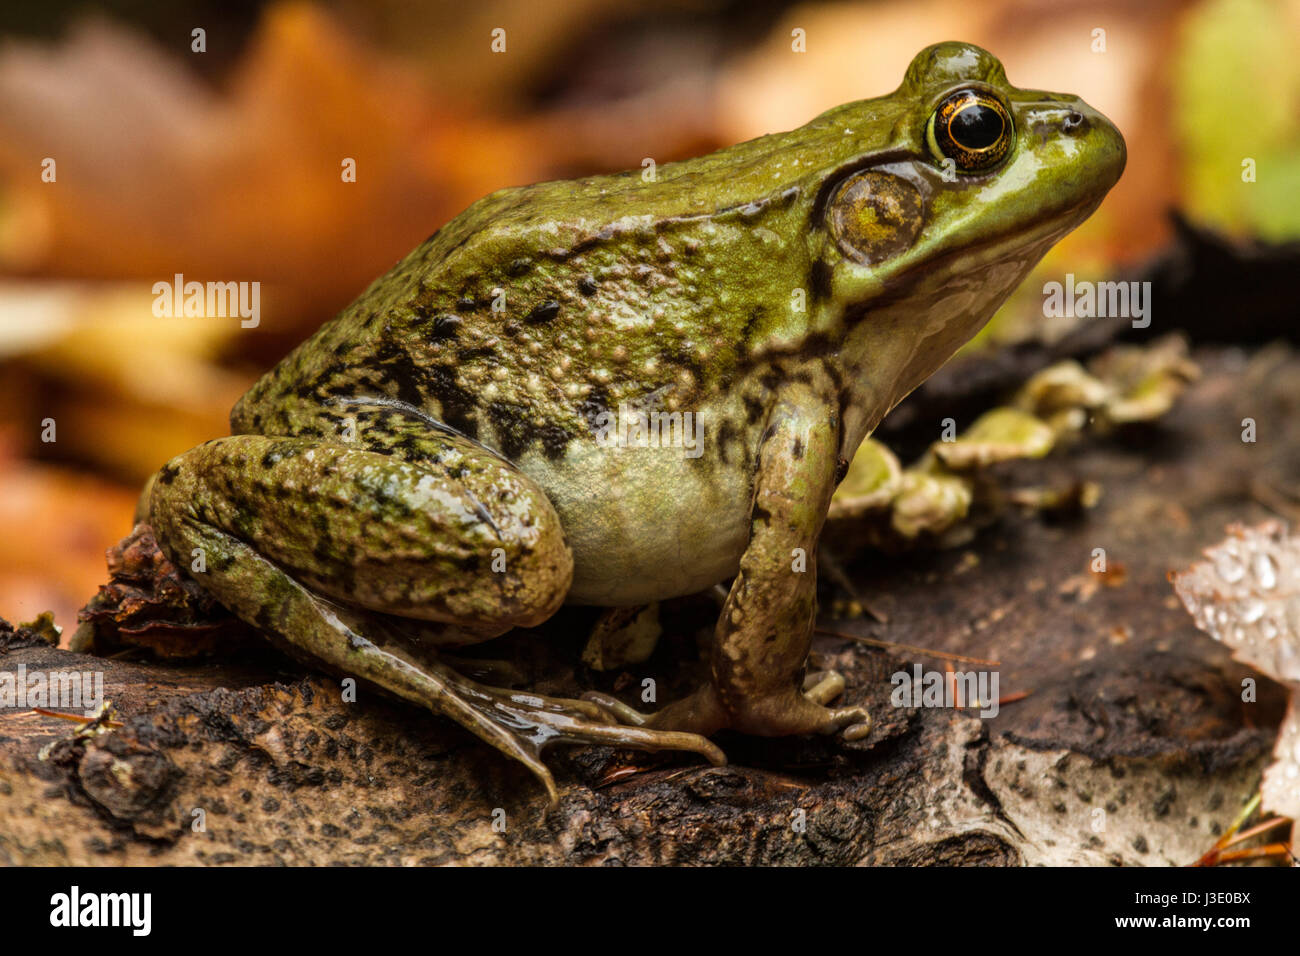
[{"left": 233, "top": 93, "right": 905, "bottom": 465}]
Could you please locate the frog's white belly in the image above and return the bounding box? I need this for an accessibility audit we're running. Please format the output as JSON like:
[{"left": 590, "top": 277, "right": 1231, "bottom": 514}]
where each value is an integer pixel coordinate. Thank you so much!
[{"left": 520, "top": 440, "right": 753, "bottom": 606}]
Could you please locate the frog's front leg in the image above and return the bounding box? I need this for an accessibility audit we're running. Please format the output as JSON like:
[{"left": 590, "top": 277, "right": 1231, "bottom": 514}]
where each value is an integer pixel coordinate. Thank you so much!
[
  {"left": 610, "top": 382, "right": 872, "bottom": 741},
  {"left": 147, "top": 414, "right": 723, "bottom": 803}
]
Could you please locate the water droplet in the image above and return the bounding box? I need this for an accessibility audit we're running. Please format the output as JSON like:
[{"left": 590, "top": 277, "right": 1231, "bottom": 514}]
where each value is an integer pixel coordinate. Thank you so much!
[
  {"left": 1214, "top": 550, "right": 1245, "bottom": 583},
  {"left": 1253, "top": 551, "right": 1278, "bottom": 589}
]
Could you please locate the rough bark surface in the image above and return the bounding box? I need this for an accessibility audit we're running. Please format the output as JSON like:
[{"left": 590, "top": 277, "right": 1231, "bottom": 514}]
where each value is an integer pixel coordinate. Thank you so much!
[{"left": 1, "top": 344, "right": 1293, "bottom": 866}]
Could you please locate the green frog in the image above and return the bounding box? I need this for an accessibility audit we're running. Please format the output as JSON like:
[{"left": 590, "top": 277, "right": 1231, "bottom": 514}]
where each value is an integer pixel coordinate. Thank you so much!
[{"left": 144, "top": 42, "right": 1124, "bottom": 802}]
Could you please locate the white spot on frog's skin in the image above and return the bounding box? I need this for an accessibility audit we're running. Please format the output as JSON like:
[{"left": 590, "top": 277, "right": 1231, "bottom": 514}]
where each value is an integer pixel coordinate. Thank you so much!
[{"left": 410, "top": 473, "right": 489, "bottom": 528}]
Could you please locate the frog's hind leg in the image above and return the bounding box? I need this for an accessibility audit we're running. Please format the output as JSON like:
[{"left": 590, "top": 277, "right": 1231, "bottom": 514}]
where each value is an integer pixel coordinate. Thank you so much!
[{"left": 148, "top": 433, "right": 723, "bottom": 802}]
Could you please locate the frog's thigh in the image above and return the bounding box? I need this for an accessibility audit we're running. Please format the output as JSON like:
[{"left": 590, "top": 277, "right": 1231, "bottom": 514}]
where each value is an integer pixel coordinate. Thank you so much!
[{"left": 149, "top": 435, "right": 573, "bottom": 634}]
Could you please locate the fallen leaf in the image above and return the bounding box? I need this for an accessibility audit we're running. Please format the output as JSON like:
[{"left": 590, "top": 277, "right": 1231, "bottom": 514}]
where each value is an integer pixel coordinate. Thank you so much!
[{"left": 1171, "top": 520, "right": 1300, "bottom": 822}]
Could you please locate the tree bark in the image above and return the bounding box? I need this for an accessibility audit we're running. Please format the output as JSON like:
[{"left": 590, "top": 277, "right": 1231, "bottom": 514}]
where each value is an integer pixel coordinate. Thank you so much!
[{"left": 2, "top": 341, "right": 1292, "bottom": 865}]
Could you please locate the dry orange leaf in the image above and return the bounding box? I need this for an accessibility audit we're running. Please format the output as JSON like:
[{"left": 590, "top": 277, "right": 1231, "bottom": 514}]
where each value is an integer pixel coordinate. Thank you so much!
[{"left": 0, "top": 2, "right": 541, "bottom": 331}]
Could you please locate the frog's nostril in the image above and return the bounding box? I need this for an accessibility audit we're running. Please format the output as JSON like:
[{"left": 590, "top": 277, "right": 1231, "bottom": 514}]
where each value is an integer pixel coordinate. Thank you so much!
[{"left": 1063, "top": 110, "right": 1085, "bottom": 132}]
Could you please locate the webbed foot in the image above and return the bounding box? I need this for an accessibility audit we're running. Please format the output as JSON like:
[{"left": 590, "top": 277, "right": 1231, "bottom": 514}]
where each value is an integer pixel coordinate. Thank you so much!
[
  {"left": 427, "top": 664, "right": 727, "bottom": 804},
  {"left": 585, "top": 667, "right": 871, "bottom": 744}
]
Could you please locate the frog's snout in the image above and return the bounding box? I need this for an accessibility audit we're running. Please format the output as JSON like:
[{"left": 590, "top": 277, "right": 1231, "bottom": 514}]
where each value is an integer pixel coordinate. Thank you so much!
[
  {"left": 1081, "top": 104, "right": 1127, "bottom": 191},
  {"left": 1026, "top": 96, "right": 1127, "bottom": 192}
]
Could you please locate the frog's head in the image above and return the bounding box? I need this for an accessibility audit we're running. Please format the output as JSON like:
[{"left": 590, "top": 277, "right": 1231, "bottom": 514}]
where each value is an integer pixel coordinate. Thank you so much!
[{"left": 814, "top": 42, "right": 1126, "bottom": 444}]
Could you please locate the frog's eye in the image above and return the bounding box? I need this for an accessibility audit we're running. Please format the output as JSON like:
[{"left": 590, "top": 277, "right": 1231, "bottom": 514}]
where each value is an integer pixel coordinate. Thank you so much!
[{"left": 926, "top": 89, "right": 1013, "bottom": 173}]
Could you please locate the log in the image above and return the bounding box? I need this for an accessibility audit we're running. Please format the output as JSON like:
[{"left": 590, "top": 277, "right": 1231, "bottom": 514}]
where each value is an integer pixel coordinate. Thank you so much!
[{"left": 2, "top": 339, "right": 1291, "bottom": 865}]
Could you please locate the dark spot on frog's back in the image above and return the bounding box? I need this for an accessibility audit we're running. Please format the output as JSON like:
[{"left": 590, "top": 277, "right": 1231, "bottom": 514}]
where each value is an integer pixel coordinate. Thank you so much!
[
  {"left": 486, "top": 401, "right": 572, "bottom": 461},
  {"left": 716, "top": 420, "right": 739, "bottom": 465},
  {"left": 505, "top": 258, "right": 532, "bottom": 277},
  {"left": 578, "top": 275, "right": 598, "bottom": 297},
  {"left": 525, "top": 300, "right": 561, "bottom": 324},
  {"left": 261, "top": 447, "right": 287, "bottom": 470},
  {"left": 539, "top": 423, "right": 570, "bottom": 460},
  {"left": 426, "top": 364, "right": 479, "bottom": 438},
  {"left": 428, "top": 314, "right": 462, "bottom": 341},
  {"left": 485, "top": 400, "right": 530, "bottom": 460},
  {"left": 578, "top": 384, "right": 610, "bottom": 431},
  {"left": 808, "top": 259, "right": 833, "bottom": 303},
  {"left": 372, "top": 340, "right": 427, "bottom": 410},
  {"left": 739, "top": 306, "right": 764, "bottom": 353},
  {"left": 660, "top": 345, "right": 705, "bottom": 389}
]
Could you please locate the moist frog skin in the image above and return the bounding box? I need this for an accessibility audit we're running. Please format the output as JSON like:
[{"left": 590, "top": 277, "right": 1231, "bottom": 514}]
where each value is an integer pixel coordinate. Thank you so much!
[{"left": 144, "top": 42, "right": 1126, "bottom": 801}]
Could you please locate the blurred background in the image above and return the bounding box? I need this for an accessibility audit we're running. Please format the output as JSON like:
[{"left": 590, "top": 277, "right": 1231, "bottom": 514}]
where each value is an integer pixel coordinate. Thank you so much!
[{"left": 0, "top": 0, "right": 1297, "bottom": 630}]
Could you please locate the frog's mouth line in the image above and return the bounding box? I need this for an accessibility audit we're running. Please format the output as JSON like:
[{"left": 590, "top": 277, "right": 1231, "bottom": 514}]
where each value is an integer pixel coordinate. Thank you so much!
[
  {"left": 837, "top": 194, "right": 1101, "bottom": 330},
  {"left": 913, "top": 194, "right": 1100, "bottom": 280}
]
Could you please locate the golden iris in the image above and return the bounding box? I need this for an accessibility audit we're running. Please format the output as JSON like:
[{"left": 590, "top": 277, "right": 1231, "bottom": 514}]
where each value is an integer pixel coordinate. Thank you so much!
[{"left": 926, "top": 89, "right": 1013, "bottom": 172}]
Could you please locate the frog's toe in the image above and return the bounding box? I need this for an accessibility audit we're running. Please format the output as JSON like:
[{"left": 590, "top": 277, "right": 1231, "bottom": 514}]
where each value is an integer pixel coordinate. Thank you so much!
[
  {"left": 467, "top": 685, "right": 727, "bottom": 797},
  {"left": 581, "top": 690, "right": 649, "bottom": 725},
  {"left": 802, "top": 669, "right": 847, "bottom": 704},
  {"left": 802, "top": 671, "right": 872, "bottom": 739},
  {"left": 532, "top": 709, "right": 728, "bottom": 767},
  {"left": 833, "top": 709, "right": 874, "bottom": 741}
]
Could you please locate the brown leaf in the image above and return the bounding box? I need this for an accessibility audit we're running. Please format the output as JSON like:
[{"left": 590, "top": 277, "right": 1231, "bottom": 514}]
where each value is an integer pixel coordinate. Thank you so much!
[{"left": 75, "top": 522, "right": 256, "bottom": 658}]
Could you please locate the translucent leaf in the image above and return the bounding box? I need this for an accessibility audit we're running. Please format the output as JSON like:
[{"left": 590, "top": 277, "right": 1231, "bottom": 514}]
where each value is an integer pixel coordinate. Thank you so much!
[{"left": 1171, "top": 520, "right": 1300, "bottom": 819}]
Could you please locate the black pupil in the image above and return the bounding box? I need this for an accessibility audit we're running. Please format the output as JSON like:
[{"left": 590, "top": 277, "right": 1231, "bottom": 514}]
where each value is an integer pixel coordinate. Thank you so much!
[{"left": 950, "top": 103, "right": 1003, "bottom": 150}]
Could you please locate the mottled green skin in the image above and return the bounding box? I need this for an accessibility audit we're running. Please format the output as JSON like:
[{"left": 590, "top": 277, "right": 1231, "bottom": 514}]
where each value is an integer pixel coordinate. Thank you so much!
[{"left": 146, "top": 43, "right": 1125, "bottom": 799}]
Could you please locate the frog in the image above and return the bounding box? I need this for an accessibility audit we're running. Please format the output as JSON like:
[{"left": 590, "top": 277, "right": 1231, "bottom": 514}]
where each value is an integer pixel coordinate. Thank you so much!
[{"left": 142, "top": 42, "right": 1125, "bottom": 802}]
